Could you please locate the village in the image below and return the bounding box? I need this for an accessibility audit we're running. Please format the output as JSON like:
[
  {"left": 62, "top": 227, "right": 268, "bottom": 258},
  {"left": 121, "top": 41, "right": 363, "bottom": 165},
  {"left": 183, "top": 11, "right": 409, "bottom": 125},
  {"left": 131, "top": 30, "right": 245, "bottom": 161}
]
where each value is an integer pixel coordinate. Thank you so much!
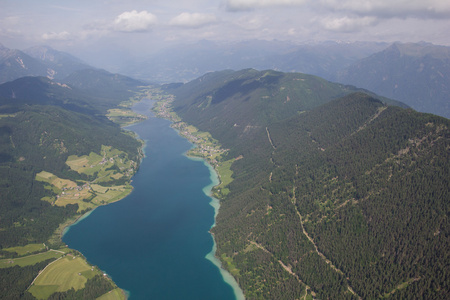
[{"left": 153, "top": 96, "right": 228, "bottom": 167}]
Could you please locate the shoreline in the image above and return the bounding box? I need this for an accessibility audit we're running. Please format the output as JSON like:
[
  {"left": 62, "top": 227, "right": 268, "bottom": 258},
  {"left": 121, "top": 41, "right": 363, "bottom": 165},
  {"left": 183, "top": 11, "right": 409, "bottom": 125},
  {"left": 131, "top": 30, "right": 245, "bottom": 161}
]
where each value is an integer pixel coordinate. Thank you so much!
[
  {"left": 177, "top": 133, "right": 246, "bottom": 299},
  {"left": 200, "top": 159, "right": 245, "bottom": 300},
  {"left": 52, "top": 99, "right": 150, "bottom": 299}
]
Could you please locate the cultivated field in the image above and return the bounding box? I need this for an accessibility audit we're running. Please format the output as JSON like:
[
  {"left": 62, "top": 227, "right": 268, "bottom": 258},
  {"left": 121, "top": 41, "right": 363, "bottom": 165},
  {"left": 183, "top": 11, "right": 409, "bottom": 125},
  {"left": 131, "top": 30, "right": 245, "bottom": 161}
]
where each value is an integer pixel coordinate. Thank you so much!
[
  {"left": 0, "top": 249, "right": 67, "bottom": 268},
  {"left": 28, "top": 256, "right": 98, "bottom": 299},
  {"left": 3, "top": 243, "right": 46, "bottom": 256},
  {"left": 97, "top": 288, "right": 127, "bottom": 300}
]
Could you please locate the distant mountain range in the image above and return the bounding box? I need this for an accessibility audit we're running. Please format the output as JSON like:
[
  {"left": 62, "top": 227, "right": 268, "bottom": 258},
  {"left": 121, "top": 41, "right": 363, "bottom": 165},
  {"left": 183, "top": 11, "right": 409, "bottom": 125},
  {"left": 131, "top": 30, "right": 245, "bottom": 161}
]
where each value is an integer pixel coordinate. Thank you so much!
[
  {"left": 119, "top": 40, "right": 388, "bottom": 84},
  {"left": 0, "top": 43, "right": 145, "bottom": 114},
  {"left": 120, "top": 39, "right": 450, "bottom": 118},
  {"left": 2, "top": 41, "right": 449, "bottom": 118},
  {"left": 337, "top": 42, "right": 450, "bottom": 118},
  {"left": 0, "top": 44, "right": 92, "bottom": 83}
]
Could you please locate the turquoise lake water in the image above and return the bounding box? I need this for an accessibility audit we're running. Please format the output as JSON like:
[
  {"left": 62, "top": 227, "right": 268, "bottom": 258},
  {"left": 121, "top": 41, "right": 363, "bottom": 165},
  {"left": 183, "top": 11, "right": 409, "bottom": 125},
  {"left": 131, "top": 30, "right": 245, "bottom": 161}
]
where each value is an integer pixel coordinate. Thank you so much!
[{"left": 63, "top": 99, "right": 239, "bottom": 299}]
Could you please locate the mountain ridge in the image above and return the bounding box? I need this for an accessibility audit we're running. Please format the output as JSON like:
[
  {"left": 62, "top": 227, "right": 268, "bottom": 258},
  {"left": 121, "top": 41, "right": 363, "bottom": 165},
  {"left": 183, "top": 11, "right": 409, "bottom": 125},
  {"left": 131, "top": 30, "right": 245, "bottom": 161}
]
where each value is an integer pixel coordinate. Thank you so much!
[
  {"left": 169, "top": 69, "right": 449, "bottom": 299},
  {"left": 337, "top": 42, "right": 450, "bottom": 118}
]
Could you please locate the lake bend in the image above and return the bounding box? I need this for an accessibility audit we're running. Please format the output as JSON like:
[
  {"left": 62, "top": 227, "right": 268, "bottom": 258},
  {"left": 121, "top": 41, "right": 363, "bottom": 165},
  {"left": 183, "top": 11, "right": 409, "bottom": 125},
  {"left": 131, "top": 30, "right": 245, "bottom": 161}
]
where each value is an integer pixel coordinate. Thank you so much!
[{"left": 63, "top": 99, "right": 244, "bottom": 299}]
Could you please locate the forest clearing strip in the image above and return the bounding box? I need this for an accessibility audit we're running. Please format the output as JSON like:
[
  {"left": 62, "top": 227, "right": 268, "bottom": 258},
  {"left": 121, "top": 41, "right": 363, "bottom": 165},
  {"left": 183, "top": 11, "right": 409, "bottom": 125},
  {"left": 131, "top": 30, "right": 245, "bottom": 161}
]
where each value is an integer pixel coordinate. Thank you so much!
[
  {"left": 266, "top": 127, "right": 276, "bottom": 150},
  {"left": 353, "top": 106, "right": 387, "bottom": 135},
  {"left": 291, "top": 179, "right": 361, "bottom": 299},
  {"left": 248, "top": 240, "right": 315, "bottom": 297}
]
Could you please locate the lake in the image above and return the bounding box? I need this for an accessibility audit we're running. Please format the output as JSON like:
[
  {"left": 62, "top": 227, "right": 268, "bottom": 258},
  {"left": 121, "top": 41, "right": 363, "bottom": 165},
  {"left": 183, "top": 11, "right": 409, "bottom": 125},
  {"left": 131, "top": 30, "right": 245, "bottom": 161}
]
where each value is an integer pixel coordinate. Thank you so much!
[{"left": 63, "top": 99, "right": 242, "bottom": 299}]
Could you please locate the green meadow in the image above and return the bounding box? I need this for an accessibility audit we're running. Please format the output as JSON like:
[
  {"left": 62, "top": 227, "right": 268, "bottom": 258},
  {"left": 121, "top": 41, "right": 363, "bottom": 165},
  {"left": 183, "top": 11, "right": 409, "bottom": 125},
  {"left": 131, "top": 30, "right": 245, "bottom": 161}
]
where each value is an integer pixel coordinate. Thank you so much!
[
  {"left": 214, "top": 159, "right": 235, "bottom": 197},
  {"left": 97, "top": 288, "right": 127, "bottom": 300},
  {"left": 3, "top": 243, "right": 46, "bottom": 256},
  {"left": 28, "top": 256, "right": 99, "bottom": 299},
  {"left": 0, "top": 249, "right": 66, "bottom": 268}
]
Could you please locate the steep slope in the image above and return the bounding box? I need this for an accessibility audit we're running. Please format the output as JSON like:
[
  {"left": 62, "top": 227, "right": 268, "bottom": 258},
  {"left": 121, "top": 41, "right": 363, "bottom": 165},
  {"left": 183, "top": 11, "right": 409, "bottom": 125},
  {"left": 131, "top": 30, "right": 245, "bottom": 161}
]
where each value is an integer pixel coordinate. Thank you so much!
[
  {"left": 0, "top": 76, "right": 95, "bottom": 114},
  {"left": 170, "top": 69, "right": 405, "bottom": 153},
  {"left": 171, "top": 72, "right": 449, "bottom": 299},
  {"left": 23, "top": 45, "right": 93, "bottom": 79},
  {"left": 62, "top": 69, "right": 146, "bottom": 113},
  {"left": 337, "top": 42, "right": 450, "bottom": 118},
  {"left": 0, "top": 74, "right": 144, "bottom": 299},
  {"left": 0, "top": 77, "right": 142, "bottom": 248},
  {"left": 0, "top": 44, "right": 49, "bottom": 84}
]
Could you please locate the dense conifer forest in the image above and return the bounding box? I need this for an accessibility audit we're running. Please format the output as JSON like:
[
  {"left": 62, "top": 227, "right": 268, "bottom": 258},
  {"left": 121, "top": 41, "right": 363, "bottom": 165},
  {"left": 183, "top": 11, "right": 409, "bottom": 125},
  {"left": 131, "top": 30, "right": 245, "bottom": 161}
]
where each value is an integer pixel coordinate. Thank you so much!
[{"left": 170, "top": 70, "right": 449, "bottom": 299}]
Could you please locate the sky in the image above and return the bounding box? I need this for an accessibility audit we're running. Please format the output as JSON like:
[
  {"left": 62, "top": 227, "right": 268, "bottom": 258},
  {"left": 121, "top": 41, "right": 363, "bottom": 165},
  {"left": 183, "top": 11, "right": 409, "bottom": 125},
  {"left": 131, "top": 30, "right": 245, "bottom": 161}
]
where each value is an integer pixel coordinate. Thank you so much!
[{"left": 1, "top": 0, "right": 450, "bottom": 64}]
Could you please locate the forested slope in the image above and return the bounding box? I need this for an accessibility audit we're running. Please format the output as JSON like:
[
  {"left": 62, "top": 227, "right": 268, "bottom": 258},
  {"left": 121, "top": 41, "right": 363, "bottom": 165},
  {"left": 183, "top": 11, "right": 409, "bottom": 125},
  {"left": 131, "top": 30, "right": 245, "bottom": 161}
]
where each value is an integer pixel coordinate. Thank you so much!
[
  {"left": 171, "top": 70, "right": 449, "bottom": 299},
  {"left": 0, "top": 75, "right": 144, "bottom": 299}
]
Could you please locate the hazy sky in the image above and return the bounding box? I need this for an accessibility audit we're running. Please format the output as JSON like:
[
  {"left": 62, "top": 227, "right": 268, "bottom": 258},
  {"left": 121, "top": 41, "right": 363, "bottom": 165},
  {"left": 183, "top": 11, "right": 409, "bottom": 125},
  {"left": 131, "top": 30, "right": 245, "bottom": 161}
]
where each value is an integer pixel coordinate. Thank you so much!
[{"left": 2, "top": 0, "right": 450, "bottom": 61}]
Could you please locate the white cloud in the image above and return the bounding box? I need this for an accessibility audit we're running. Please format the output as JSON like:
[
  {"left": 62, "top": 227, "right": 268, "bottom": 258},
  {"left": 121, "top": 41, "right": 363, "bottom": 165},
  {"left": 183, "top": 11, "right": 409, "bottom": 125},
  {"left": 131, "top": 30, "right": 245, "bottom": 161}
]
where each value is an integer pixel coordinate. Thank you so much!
[
  {"left": 234, "top": 15, "right": 268, "bottom": 30},
  {"left": 169, "top": 12, "right": 217, "bottom": 28},
  {"left": 113, "top": 10, "right": 157, "bottom": 32},
  {"left": 318, "top": 0, "right": 450, "bottom": 19},
  {"left": 226, "top": 0, "right": 307, "bottom": 11},
  {"left": 321, "top": 16, "right": 378, "bottom": 32},
  {"left": 42, "top": 31, "right": 71, "bottom": 41}
]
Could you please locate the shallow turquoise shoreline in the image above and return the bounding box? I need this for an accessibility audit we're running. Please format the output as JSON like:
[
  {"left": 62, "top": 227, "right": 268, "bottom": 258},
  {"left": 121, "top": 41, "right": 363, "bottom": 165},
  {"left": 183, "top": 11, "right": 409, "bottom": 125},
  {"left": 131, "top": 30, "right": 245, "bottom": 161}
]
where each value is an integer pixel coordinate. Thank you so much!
[
  {"left": 187, "top": 155, "right": 245, "bottom": 300},
  {"left": 62, "top": 209, "right": 96, "bottom": 236}
]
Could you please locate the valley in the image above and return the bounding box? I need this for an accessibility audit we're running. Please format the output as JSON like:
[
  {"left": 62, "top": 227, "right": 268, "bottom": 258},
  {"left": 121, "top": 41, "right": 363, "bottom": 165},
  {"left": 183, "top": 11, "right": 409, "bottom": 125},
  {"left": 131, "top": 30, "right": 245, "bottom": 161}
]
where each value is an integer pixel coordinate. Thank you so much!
[{"left": 0, "top": 40, "right": 448, "bottom": 300}]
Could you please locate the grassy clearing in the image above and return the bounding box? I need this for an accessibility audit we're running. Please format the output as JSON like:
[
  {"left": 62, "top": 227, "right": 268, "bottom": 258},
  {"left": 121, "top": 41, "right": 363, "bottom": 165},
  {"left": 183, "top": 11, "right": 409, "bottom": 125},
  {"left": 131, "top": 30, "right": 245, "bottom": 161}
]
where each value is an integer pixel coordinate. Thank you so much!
[
  {"left": 66, "top": 152, "right": 103, "bottom": 174},
  {"left": 213, "top": 159, "right": 235, "bottom": 198},
  {"left": 29, "top": 256, "right": 98, "bottom": 299},
  {"left": 0, "top": 114, "right": 16, "bottom": 118},
  {"left": 0, "top": 250, "right": 64, "bottom": 268},
  {"left": 28, "top": 285, "right": 59, "bottom": 300},
  {"left": 91, "top": 185, "right": 133, "bottom": 206},
  {"left": 216, "top": 159, "right": 234, "bottom": 188},
  {"left": 3, "top": 243, "right": 45, "bottom": 256},
  {"left": 66, "top": 145, "right": 134, "bottom": 180},
  {"left": 97, "top": 288, "right": 126, "bottom": 300},
  {"left": 36, "top": 171, "right": 77, "bottom": 190},
  {"left": 221, "top": 254, "right": 240, "bottom": 277},
  {"left": 37, "top": 145, "right": 136, "bottom": 213},
  {"left": 107, "top": 108, "right": 146, "bottom": 127}
]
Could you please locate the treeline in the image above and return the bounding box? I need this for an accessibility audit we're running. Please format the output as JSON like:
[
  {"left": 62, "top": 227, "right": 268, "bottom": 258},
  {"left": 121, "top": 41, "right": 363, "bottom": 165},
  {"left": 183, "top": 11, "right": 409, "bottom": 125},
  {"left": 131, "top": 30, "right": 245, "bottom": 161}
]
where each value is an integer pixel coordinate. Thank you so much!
[
  {"left": 173, "top": 81, "right": 449, "bottom": 299},
  {"left": 47, "top": 275, "right": 115, "bottom": 300},
  {"left": 0, "top": 259, "right": 54, "bottom": 299}
]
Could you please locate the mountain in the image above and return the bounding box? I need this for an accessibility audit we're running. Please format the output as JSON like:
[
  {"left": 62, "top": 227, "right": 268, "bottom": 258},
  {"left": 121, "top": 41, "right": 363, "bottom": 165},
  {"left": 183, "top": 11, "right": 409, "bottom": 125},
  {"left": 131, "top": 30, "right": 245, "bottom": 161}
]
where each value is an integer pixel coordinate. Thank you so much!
[
  {"left": 0, "top": 44, "right": 97, "bottom": 84},
  {"left": 169, "top": 69, "right": 406, "bottom": 143},
  {"left": 0, "top": 71, "right": 144, "bottom": 299},
  {"left": 337, "top": 42, "right": 450, "bottom": 119},
  {"left": 23, "top": 45, "right": 93, "bottom": 79},
  {"left": 0, "top": 76, "right": 96, "bottom": 114},
  {"left": 0, "top": 43, "right": 49, "bottom": 83},
  {"left": 170, "top": 69, "right": 449, "bottom": 299},
  {"left": 61, "top": 69, "right": 146, "bottom": 113},
  {"left": 119, "top": 40, "right": 388, "bottom": 83}
]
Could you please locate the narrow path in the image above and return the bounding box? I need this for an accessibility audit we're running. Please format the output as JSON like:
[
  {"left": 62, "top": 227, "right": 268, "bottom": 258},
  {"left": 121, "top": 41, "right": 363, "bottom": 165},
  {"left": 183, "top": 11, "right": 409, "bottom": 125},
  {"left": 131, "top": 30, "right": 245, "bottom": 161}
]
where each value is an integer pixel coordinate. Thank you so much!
[
  {"left": 266, "top": 127, "right": 276, "bottom": 150},
  {"left": 291, "top": 173, "right": 361, "bottom": 299},
  {"left": 353, "top": 106, "right": 387, "bottom": 135},
  {"left": 248, "top": 241, "right": 316, "bottom": 297}
]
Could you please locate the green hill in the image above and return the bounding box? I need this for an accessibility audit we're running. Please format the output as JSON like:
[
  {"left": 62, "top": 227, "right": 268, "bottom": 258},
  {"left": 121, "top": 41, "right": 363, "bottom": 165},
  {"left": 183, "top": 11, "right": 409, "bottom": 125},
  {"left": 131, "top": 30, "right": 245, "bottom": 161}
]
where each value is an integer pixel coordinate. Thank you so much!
[
  {"left": 0, "top": 75, "right": 144, "bottom": 299},
  {"left": 170, "top": 70, "right": 449, "bottom": 299}
]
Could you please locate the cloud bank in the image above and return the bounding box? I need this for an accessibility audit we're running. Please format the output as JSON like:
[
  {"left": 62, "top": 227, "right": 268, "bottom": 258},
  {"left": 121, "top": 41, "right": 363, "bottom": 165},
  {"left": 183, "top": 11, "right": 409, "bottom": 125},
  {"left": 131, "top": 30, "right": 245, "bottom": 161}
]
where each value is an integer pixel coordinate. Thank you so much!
[
  {"left": 42, "top": 31, "right": 71, "bottom": 41},
  {"left": 226, "top": 0, "right": 307, "bottom": 11},
  {"left": 113, "top": 10, "right": 157, "bottom": 32},
  {"left": 169, "top": 12, "right": 217, "bottom": 28},
  {"left": 318, "top": 0, "right": 450, "bottom": 19}
]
